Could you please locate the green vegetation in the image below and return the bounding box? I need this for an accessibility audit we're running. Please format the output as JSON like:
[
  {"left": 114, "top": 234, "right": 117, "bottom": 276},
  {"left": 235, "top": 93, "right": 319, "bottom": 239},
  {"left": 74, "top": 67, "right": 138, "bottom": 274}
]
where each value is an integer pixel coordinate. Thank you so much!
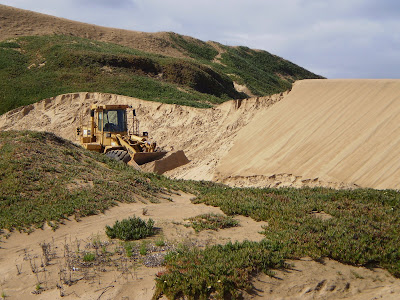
[
  {"left": 105, "top": 216, "right": 155, "bottom": 241},
  {"left": 154, "top": 240, "right": 287, "bottom": 299},
  {"left": 3, "top": 131, "right": 400, "bottom": 298},
  {"left": 168, "top": 33, "right": 324, "bottom": 96},
  {"left": 0, "top": 34, "right": 322, "bottom": 115},
  {"left": 154, "top": 185, "right": 400, "bottom": 298},
  {"left": 0, "top": 130, "right": 184, "bottom": 231},
  {"left": 82, "top": 252, "right": 96, "bottom": 262},
  {"left": 215, "top": 45, "right": 323, "bottom": 96},
  {"left": 192, "top": 186, "right": 400, "bottom": 276},
  {"left": 169, "top": 32, "right": 219, "bottom": 61},
  {"left": 185, "top": 213, "right": 239, "bottom": 232},
  {"left": 140, "top": 240, "right": 148, "bottom": 255}
]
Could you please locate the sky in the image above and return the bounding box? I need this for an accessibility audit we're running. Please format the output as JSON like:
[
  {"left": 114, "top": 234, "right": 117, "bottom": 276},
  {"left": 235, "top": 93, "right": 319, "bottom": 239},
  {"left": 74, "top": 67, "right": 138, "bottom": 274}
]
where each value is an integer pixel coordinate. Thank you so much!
[{"left": 2, "top": 0, "right": 399, "bottom": 79}]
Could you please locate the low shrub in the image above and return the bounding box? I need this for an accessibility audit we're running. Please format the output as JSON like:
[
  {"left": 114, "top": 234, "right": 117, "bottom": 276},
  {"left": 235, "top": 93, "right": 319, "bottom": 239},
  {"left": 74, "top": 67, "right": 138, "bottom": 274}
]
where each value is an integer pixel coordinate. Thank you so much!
[{"left": 105, "top": 216, "right": 155, "bottom": 241}]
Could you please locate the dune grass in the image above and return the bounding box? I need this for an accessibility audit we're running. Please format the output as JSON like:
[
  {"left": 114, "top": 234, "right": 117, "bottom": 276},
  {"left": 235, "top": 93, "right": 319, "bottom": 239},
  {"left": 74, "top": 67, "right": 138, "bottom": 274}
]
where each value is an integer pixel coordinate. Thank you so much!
[{"left": 2, "top": 130, "right": 399, "bottom": 299}]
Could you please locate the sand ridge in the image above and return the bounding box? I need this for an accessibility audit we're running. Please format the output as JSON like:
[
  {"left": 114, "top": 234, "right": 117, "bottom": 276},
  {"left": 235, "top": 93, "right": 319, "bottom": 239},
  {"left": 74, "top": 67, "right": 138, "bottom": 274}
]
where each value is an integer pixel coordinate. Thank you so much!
[{"left": 0, "top": 91, "right": 287, "bottom": 183}]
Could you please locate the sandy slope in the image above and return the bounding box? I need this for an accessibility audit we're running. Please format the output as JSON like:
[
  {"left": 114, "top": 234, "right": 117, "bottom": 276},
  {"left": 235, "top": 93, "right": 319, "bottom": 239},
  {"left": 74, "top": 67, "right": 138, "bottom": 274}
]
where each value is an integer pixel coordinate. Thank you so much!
[{"left": 216, "top": 79, "right": 400, "bottom": 189}]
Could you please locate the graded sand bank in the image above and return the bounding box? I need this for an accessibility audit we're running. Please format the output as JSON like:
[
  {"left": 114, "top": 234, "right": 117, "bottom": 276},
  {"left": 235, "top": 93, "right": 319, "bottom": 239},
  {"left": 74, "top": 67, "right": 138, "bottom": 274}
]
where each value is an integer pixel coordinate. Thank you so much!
[
  {"left": 1, "top": 79, "right": 400, "bottom": 189},
  {"left": 216, "top": 79, "right": 400, "bottom": 189}
]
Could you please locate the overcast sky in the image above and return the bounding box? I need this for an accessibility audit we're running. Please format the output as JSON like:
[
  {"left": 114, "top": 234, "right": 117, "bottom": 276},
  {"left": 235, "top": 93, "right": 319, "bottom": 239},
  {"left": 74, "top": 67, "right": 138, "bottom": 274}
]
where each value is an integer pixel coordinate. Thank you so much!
[{"left": 2, "top": 0, "right": 399, "bottom": 78}]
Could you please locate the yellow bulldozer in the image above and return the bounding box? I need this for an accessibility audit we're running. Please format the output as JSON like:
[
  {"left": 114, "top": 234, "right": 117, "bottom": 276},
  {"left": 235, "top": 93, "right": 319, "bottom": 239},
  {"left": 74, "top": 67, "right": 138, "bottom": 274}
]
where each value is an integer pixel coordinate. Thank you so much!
[{"left": 76, "top": 104, "right": 189, "bottom": 173}]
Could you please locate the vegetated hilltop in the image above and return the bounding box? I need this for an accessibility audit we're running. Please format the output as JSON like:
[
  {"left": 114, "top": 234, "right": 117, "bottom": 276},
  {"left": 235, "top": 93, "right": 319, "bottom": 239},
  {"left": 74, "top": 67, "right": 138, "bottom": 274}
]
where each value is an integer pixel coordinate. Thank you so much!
[{"left": 0, "top": 4, "right": 323, "bottom": 114}]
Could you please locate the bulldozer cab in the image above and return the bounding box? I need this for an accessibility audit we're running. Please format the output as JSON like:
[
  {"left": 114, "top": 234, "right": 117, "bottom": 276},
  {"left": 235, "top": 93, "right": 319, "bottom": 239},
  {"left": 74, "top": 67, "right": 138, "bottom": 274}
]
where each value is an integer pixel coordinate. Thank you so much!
[
  {"left": 97, "top": 107, "right": 127, "bottom": 133},
  {"left": 91, "top": 104, "right": 129, "bottom": 148}
]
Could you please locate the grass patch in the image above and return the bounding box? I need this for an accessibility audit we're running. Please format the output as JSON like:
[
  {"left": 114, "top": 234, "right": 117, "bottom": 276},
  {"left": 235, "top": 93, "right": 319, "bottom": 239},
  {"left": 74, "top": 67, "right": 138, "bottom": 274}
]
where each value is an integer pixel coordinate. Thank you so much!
[
  {"left": 83, "top": 252, "right": 96, "bottom": 262},
  {"left": 154, "top": 240, "right": 287, "bottom": 299},
  {"left": 105, "top": 216, "right": 155, "bottom": 241},
  {"left": 0, "top": 35, "right": 229, "bottom": 114},
  {"left": 0, "top": 130, "right": 188, "bottom": 231},
  {"left": 185, "top": 213, "right": 239, "bottom": 232},
  {"left": 192, "top": 186, "right": 400, "bottom": 277}
]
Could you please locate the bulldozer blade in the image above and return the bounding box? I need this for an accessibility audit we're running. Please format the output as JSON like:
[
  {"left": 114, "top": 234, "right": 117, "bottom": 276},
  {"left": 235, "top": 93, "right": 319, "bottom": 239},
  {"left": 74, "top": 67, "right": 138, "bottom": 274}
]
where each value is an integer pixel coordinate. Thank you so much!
[
  {"left": 152, "top": 150, "right": 190, "bottom": 174},
  {"left": 132, "top": 151, "right": 167, "bottom": 165}
]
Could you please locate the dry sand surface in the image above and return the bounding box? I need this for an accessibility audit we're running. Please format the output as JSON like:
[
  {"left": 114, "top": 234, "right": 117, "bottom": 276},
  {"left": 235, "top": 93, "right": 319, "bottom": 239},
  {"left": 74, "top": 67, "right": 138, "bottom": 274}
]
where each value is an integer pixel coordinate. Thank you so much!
[{"left": 216, "top": 79, "right": 400, "bottom": 190}]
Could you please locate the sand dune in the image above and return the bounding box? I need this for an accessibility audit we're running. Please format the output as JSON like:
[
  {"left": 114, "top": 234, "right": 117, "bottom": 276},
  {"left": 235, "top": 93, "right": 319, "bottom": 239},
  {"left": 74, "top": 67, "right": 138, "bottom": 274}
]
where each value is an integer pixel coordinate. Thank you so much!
[
  {"left": 215, "top": 79, "right": 400, "bottom": 189},
  {"left": 1, "top": 79, "right": 400, "bottom": 189}
]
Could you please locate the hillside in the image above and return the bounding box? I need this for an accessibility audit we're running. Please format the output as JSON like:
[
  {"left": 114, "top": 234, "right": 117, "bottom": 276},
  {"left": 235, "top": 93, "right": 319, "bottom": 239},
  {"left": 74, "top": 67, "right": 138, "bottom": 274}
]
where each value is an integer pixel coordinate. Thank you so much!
[
  {"left": 0, "top": 4, "right": 323, "bottom": 114},
  {"left": 4, "top": 4, "right": 400, "bottom": 300}
]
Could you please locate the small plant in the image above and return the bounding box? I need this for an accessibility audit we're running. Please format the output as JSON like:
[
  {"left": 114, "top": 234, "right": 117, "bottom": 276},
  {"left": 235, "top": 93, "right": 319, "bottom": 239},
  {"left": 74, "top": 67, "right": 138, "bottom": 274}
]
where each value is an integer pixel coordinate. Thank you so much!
[
  {"left": 124, "top": 242, "right": 135, "bottom": 257},
  {"left": 83, "top": 252, "right": 96, "bottom": 262},
  {"left": 351, "top": 270, "right": 364, "bottom": 279},
  {"left": 140, "top": 241, "right": 148, "bottom": 256},
  {"left": 185, "top": 213, "right": 239, "bottom": 232},
  {"left": 105, "top": 216, "right": 155, "bottom": 241},
  {"left": 155, "top": 238, "right": 166, "bottom": 247}
]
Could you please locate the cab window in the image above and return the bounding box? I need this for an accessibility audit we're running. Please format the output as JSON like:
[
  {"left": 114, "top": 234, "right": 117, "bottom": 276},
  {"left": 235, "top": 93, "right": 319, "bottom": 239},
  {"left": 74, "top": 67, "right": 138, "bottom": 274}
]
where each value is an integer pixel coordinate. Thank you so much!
[{"left": 103, "top": 109, "right": 127, "bottom": 132}]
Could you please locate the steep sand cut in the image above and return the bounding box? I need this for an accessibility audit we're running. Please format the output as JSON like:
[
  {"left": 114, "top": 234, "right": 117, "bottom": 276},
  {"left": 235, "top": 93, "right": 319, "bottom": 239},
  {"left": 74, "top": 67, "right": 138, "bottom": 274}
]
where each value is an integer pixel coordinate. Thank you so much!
[
  {"left": 0, "top": 92, "right": 285, "bottom": 182},
  {"left": 2, "top": 79, "right": 400, "bottom": 189},
  {"left": 215, "top": 79, "right": 400, "bottom": 189}
]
